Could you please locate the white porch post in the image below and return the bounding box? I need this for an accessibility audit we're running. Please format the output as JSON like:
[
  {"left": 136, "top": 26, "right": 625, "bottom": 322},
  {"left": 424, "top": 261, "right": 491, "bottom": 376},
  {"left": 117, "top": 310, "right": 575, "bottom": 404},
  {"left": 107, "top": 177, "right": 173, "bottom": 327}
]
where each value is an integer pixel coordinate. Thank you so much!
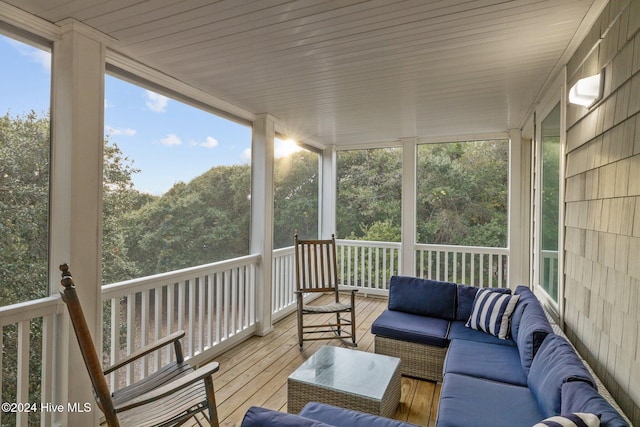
[
  {"left": 508, "top": 129, "right": 531, "bottom": 289},
  {"left": 320, "top": 145, "right": 337, "bottom": 238},
  {"left": 401, "top": 138, "right": 417, "bottom": 276},
  {"left": 49, "top": 20, "right": 105, "bottom": 426},
  {"left": 251, "top": 114, "right": 276, "bottom": 336}
]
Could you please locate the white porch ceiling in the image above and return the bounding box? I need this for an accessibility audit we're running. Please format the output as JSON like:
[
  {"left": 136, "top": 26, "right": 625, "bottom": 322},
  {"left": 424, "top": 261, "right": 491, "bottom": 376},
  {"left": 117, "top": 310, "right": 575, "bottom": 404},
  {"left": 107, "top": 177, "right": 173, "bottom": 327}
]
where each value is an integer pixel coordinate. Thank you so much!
[{"left": 8, "top": 0, "right": 599, "bottom": 146}]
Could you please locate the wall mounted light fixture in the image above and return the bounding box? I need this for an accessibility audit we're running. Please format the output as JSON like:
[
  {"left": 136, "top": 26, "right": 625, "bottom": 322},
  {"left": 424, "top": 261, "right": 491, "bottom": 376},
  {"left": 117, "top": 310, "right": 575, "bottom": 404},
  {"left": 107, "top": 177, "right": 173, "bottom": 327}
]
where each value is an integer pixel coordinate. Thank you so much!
[{"left": 568, "top": 72, "right": 603, "bottom": 107}]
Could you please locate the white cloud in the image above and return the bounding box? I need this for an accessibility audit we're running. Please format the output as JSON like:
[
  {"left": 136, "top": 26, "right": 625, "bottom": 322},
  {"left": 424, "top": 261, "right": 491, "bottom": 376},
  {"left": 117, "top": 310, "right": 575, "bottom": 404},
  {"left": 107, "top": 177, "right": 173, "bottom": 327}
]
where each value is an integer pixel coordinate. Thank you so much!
[
  {"left": 241, "top": 148, "right": 252, "bottom": 163},
  {"left": 159, "top": 134, "right": 181, "bottom": 146},
  {"left": 145, "top": 90, "right": 168, "bottom": 113},
  {"left": 106, "top": 125, "right": 136, "bottom": 136},
  {"left": 8, "top": 39, "right": 51, "bottom": 72},
  {"left": 194, "top": 136, "right": 219, "bottom": 148}
]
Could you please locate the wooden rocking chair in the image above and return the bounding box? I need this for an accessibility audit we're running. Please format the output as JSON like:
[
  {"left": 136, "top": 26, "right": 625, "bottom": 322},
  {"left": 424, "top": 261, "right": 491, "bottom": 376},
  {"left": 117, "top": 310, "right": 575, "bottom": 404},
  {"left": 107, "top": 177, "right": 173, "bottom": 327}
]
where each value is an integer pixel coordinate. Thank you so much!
[
  {"left": 59, "top": 264, "right": 220, "bottom": 427},
  {"left": 294, "top": 234, "right": 357, "bottom": 349}
]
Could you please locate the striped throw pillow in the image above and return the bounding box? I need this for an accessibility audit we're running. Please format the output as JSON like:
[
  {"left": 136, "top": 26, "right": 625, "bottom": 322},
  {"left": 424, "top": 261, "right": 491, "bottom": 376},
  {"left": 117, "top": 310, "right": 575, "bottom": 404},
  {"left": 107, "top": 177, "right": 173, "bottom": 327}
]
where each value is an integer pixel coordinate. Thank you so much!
[
  {"left": 533, "top": 413, "right": 600, "bottom": 427},
  {"left": 465, "top": 289, "right": 519, "bottom": 339}
]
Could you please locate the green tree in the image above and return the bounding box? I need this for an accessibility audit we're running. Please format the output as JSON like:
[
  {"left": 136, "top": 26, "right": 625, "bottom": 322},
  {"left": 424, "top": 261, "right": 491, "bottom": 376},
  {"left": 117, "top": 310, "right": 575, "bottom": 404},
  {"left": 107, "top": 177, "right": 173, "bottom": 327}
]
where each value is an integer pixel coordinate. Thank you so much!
[
  {"left": 416, "top": 140, "right": 508, "bottom": 247},
  {"left": 337, "top": 148, "right": 402, "bottom": 241},
  {"left": 121, "top": 164, "right": 251, "bottom": 276},
  {"left": 273, "top": 150, "right": 319, "bottom": 248}
]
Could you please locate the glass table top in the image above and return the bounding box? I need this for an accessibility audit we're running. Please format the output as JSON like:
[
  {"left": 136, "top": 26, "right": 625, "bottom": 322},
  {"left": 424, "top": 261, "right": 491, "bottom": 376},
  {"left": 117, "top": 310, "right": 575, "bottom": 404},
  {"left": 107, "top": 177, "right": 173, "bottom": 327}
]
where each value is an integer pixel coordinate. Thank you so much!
[{"left": 288, "top": 346, "right": 400, "bottom": 400}]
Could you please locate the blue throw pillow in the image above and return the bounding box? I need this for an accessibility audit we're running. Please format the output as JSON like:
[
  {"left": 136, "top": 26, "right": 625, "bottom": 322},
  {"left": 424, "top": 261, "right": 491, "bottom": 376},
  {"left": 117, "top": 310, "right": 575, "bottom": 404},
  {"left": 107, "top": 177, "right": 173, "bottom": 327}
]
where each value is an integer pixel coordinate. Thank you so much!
[
  {"left": 533, "top": 413, "right": 600, "bottom": 427},
  {"left": 465, "top": 288, "right": 519, "bottom": 339}
]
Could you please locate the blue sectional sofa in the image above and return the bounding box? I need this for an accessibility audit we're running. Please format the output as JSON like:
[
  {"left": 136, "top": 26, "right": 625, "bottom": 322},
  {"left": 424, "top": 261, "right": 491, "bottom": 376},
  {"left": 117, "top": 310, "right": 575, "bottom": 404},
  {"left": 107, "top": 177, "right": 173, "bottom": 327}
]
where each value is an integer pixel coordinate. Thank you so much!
[
  {"left": 370, "top": 276, "right": 629, "bottom": 427},
  {"left": 240, "top": 276, "right": 629, "bottom": 427}
]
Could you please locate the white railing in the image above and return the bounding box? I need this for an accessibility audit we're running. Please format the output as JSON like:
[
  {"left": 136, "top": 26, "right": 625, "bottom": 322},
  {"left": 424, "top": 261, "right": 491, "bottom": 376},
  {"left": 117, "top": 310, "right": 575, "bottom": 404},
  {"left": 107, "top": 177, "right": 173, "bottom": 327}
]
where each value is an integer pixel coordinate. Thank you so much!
[
  {"left": 415, "top": 243, "right": 509, "bottom": 288},
  {"left": 541, "top": 249, "right": 559, "bottom": 297},
  {"left": 272, "top": 246, "right": 297, "bottom": 320},
  {"left": 0, "top": 296, "right": 63, "bottom": 427},
  {"left": 337, "top": 239, "right": 401, "bottom": 294},
  {"left": 101, "top": 254, "right": 260, "bottom": 391}
]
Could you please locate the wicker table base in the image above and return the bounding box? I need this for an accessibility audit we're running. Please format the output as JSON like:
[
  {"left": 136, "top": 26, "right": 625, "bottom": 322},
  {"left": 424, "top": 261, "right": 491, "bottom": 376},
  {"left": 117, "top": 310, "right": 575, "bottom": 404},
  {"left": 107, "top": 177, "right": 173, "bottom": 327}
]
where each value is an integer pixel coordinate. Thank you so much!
[{"left": 287, "top": 346, "right": 401, "bottom": 417}]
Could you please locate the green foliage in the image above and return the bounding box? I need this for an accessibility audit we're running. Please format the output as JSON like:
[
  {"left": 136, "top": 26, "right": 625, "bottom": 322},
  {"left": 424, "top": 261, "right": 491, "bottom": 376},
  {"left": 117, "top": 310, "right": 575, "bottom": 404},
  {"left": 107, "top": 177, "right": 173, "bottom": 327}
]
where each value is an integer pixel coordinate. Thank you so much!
[
  {"left": 416, "top": 141, "right": 508, "bottom": 247},
  {"left": 120, "top": 164, "right": 251, "bottom": 277},
  {"left": 274, "top": 151, "right": 319, "bottom": 248},
  {"left": 337, "top": 148, "right": 402, "bottom": 241},
  {"left": 0, "top": 111, "right": 50, "bottom": 304}
]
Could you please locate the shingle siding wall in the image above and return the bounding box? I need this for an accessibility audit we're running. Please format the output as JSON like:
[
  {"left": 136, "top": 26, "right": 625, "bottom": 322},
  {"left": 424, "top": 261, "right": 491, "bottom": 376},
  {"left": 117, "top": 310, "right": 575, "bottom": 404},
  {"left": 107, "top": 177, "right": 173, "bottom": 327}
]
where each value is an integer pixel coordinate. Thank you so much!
[{"left": 564, "top": 0, "right": 640, "bottom": 423}]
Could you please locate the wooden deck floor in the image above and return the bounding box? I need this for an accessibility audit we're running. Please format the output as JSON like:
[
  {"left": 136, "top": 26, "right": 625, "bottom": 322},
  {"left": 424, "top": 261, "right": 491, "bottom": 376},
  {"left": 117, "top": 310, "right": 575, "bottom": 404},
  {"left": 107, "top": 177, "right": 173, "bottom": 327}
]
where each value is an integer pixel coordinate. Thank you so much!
[{"left": 195, "top": 294, "right": 441, "bottom": 427}]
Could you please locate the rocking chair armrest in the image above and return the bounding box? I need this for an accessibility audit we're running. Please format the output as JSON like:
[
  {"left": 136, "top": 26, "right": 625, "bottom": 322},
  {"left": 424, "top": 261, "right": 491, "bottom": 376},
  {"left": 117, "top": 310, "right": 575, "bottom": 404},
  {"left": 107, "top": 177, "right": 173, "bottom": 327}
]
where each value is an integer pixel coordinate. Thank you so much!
[
  {"left": 113, "top": 362, "right": 220, "bottom": 413},
  {"left": 104, "top": 330, "right": 186, "bottom": 375}
]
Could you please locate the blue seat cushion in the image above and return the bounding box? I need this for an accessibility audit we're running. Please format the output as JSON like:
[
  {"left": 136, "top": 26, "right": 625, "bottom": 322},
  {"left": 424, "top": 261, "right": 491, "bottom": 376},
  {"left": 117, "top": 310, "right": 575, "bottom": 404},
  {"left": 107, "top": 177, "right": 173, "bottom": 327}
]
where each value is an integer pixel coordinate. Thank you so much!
[
  {"left": 456, "top": 284, "right": 512, "bottom": 321},
  {"left": 528, "top": 334, "right": 596, "bottom": 418},
  {"left": 444, "top": 339, "right": 527, "bottom": 386},
  {"left": 371, "top": 309, "right": 450, "bottom": 347},
  {"left": 437, "top": 373, "right": 543, "bottom": 427},
  {"left": 561, "top": 381, "right": 629, "bottom": 427},
  {"left": 448, "top": 321, "right": 516, "bottom": 347},
  {"left": 300, "top": 402, "right": 416, "bottom": 427},
  {"left": 241, "top": 406, "right": 332, "bottom": 427},
  {"left": 388, "top": 276, "right": 457, "bottom": 320}
]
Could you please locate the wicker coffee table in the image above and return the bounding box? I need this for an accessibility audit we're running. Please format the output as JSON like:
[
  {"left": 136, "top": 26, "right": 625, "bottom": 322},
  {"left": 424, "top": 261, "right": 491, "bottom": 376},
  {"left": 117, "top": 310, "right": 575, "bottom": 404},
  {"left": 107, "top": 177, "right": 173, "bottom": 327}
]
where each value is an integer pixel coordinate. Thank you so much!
[{"left": 287, "top": 346, "right": 401, "bottom": 417}]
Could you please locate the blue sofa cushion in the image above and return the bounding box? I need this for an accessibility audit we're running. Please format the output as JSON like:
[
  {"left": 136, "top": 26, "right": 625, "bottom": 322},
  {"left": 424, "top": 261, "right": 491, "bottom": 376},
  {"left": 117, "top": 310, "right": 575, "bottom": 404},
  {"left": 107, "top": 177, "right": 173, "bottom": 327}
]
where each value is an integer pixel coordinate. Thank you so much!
[
  {"left": 533, "top": 413, "right": 601, "bottom": 427},
  {"left": 241, "top": 406, "right": 332, "bottom": 427},
  {"left": 437, "top": 373, "right": 543, "bottom": 427},
  {"left": 300, "top": 402, "right": 416, "bottom": 427},
  {"left": 465, "top": 289, "right": 519, "bottom": 339},
  {"left": 371, "top": 309, "right": 450, "bottom": 347},
  {"left": 512, "top": 285, "right": 542, "bottom": 342},
  {"left": 515, "top": 300, "right": 553, "bottom": 375},
  {"left": 388, "top": 276, "right": 457, "bottom": 320},
  {"left": 448, "top": 321, "right": 517, "bottom": 347},
  {"left": 456, "top": 285, "right": 512, "bottom": 321},
  {"left": 561, "top": 381, "right": 629, "bottom": 427},
  {"left": 528, "top": 334, "right": 596, "bottom": 418},
  {"left": 510, "top": 301, "right": 528, "bottom": 343},
  {"left": 444, "top": 339, "right": 527, "bottom": 386}
]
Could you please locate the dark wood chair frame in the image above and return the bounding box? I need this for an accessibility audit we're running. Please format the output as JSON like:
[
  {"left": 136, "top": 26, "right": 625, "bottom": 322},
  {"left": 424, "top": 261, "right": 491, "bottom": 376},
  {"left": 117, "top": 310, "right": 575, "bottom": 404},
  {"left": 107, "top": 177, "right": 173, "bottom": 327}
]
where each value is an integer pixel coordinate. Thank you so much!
[
  {"left": 59, "top": 264, "right": 220, "bottom": 427},
  {"left": 294, "top": 234, "right": 357, "bottom": 349}
]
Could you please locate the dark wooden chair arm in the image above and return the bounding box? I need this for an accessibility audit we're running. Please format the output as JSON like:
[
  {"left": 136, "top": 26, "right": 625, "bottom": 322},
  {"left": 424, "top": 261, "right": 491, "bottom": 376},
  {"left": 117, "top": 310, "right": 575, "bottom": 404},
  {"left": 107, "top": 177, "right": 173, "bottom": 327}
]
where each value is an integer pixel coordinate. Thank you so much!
[
  {"left": 104, "top": 330, "right": 186, "bottom": 375},
  {"left": 114, "top": 362, "right": 220, "bottom": 413}
]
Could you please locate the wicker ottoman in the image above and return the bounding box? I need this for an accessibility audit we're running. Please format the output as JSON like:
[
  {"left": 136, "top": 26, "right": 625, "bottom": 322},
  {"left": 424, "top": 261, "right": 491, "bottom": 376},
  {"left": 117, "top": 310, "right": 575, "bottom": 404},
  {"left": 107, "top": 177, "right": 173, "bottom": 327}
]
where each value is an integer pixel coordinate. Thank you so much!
[
  {"left": 375, "top": 335, "right": 447, "bottom": 382},
  {"left": 287, "top": 346, "right": 401, "bottom": 417}
]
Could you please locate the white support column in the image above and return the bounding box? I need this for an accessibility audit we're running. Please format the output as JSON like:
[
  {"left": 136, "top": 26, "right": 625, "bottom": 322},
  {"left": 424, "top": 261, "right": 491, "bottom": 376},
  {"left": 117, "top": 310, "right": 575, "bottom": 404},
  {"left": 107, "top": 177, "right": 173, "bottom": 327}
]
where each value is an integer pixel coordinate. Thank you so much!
[
  {"left": 508, "top": 129, "right": 531, "bottom": 289},
  {"left": 320, "top": 145, "right": 337, "bottom": 238},
  {"left": 401, "top": 138, "right": 417, "bottom": 276},
  {"left": 251, "top": 114, "right": 276, "bottom": 336},
  {"left": 49, "top": 20, "right": 105, "bottom": 427}
]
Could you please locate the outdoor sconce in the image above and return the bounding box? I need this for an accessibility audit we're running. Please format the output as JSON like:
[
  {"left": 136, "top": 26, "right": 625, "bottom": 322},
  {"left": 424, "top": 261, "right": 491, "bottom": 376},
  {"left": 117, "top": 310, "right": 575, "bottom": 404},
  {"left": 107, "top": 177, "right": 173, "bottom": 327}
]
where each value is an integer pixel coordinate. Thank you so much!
[{"left": 568, "top": 72, "right": 603, "bottom": 107}]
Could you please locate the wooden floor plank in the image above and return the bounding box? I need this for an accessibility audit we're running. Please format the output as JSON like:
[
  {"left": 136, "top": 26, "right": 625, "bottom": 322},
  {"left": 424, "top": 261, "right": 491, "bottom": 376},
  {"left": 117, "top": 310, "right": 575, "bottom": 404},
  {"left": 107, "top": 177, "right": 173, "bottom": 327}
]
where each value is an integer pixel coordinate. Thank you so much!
[{"left": 189, "top": 294, "right": 440, "bottom": 426}]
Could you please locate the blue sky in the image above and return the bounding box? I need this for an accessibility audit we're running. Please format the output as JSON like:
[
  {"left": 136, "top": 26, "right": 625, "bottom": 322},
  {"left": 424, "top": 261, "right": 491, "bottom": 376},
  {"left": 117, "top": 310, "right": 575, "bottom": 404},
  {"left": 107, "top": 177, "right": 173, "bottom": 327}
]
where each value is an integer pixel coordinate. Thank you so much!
[{"left": 1, "top": 33, "right": 299, "bottom": 195}]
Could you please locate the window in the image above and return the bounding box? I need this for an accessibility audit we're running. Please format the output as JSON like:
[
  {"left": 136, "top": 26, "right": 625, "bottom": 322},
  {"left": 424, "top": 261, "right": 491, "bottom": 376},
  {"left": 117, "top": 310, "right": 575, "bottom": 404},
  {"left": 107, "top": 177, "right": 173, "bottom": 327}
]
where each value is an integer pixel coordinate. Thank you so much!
[
  {"left": 103, "top": 74, "right": 252, "bottom": 284},
  {"left": 0, "top": 33, "right": 51, "bottom": 305},
  {"left": 538, "top": 104, "right": 561, "bottom": 301},
  {"left": 416, "top": 140, "right": 509, "bottom": 247},
  {"left": 336, "top": 148, "right": 402, "bottom": 241},
  {"left": 273, "top": 139, "right": 319, "bottom": 249}
]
